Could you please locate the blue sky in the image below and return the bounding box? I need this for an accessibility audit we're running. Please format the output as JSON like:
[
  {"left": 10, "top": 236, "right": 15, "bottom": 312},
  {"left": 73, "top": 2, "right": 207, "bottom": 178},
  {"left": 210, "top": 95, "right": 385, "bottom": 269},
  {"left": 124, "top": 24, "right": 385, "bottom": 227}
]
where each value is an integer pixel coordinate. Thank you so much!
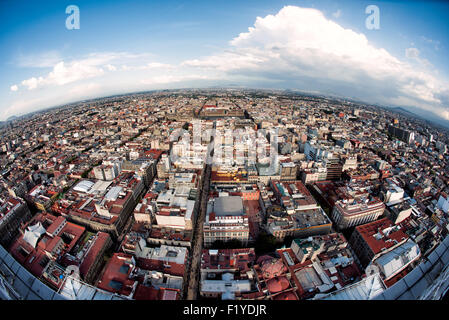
[{"left": 1, "top": 0, "right": 448, "bottom": 121}]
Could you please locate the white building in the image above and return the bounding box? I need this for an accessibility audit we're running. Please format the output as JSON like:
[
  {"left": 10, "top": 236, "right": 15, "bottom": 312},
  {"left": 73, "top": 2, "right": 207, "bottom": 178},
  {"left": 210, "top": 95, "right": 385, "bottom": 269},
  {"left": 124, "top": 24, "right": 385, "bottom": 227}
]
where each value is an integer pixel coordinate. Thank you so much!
[
  {"left": 369, "top": 239, "right": 421, "bottom": 281},
  {"left": 203, "top": 196, "right": 249, "bottom": 247},
  {"left": 437, "top": 194, "right": 449, "bottom": 214}
]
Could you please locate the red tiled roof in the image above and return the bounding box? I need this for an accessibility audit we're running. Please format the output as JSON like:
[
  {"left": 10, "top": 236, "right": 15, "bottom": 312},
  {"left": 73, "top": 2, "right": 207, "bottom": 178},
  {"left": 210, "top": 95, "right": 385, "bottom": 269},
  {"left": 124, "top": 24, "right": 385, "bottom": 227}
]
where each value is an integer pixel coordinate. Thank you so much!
[
  {"left": 79, "top": 232, "right": 110, "bottom": 277},
  {"left": 356, "top": 217, "right": 408, "bottom": 255},
  {"left": 137, "top": 257, "right": 185, "bottom": 277},
  {"left": 272, "top": 291, "right": 298, "bottom": 300},
  {"left": 46, "top": 216, "right": 66, "bottom": 235},
  {"left": 60, "top": 222, "right": 85, "bottom": 252},
  {"left": 267, "top": 276, "right": 290, "bottom": 293},
  {"left": 97, "top": 252, "right": 135, "bottom": 295}
]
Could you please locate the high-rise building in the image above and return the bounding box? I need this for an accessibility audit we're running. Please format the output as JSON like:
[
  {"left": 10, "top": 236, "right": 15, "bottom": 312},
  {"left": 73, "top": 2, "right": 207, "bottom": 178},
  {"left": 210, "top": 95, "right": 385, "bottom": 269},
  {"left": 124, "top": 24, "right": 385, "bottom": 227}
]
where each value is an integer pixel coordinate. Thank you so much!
[{"left": 387, "top": 125, "right": 415, "bottom": 144}]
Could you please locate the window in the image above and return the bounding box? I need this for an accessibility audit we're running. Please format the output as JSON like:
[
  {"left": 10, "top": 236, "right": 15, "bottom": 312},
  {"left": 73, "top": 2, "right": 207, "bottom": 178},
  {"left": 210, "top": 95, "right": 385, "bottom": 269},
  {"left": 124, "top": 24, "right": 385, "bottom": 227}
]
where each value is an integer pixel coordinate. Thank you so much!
[
  {"left": 39, "top": 256, "right": 50, "bottom": 268},
  {"left": 109, "top": 280, "right": 123, "bottom": 290},
  {"left": 18, "top": 246, "right": 30, "bottom": 257}
]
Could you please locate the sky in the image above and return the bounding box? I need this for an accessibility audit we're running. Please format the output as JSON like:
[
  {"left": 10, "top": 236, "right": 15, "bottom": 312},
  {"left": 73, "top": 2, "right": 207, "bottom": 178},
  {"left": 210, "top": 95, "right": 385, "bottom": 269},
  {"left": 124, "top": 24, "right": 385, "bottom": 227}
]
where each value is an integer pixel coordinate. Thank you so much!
[{"left": 0, "top": 0, "right": 448, "bottom": 122}]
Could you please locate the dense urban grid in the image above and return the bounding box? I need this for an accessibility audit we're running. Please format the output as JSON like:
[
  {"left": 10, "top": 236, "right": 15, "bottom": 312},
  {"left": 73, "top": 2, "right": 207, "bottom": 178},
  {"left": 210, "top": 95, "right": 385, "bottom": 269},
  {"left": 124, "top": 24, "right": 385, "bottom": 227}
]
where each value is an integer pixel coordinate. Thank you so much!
[{"left": 1, "top": 88, "right": 449, "bottom": 300}]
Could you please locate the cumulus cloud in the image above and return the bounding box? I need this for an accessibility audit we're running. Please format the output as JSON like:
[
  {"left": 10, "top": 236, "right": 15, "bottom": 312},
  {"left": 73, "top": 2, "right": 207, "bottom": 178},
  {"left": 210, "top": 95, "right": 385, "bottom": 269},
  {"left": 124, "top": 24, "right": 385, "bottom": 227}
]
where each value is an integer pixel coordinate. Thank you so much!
[
  {"left": 10, "top": 85, "right": 18, "bottom": 92},
  {"left": 405, "top": 47, "right": 431, "bottom": 67},
  {"left": 183, "top": 5, "right": 449, "bottom": 119},
  {"left": 6, "top": 6, "right": 449, "bottom": 122},
  {"left": 20, "top": 61, "right": 104, "bottom": 90},
  {"left": 146, "top": 62, "right": 174, "bottom": 69},
  {"left": 120, "top": 62, "right": 175, "bottom": 71},
  {"left": 105, "top": 64, "right": 117, "bottom": 71},
  {"left": 17, "top": 52, "right": 157, "bottom": 90}
]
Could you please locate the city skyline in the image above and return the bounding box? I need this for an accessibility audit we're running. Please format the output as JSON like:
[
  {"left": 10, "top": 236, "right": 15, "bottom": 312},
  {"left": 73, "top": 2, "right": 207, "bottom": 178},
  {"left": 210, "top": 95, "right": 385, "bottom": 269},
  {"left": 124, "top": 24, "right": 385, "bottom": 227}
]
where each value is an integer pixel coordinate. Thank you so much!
[
  {"left": 1, "top": 0, "right": 449, "bottom": 123},
  {"left": 2, "top": 88, "right": 449, "bottom": 302}
]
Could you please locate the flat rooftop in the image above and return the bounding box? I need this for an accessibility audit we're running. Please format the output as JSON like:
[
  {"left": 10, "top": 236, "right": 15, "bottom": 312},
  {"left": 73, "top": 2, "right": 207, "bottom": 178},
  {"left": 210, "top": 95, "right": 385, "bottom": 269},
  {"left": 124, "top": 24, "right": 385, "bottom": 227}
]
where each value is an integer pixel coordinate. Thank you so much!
[{"left": 213, "top": 196, "right": 244, "bottom": 216}]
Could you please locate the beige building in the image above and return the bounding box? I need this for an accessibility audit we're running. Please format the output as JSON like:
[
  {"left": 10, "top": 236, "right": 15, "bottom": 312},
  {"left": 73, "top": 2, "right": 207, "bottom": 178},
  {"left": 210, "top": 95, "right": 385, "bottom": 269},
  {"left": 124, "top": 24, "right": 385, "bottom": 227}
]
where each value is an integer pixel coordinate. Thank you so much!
[
  {"left": 203, "top": 196, "right": 249, "bottom": 247},
  {"left": 331, "top": 197, "right": 385, "bottom": 230}
]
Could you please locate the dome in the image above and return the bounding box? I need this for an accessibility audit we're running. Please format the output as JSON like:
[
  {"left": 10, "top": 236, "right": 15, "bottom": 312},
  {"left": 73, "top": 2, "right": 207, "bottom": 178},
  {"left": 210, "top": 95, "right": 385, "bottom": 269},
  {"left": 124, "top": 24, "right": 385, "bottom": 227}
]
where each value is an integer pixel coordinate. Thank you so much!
[
  {"left": 273, "top": 291, "right": 298, "bottom": 300},
  {"left": 267, "top": 276, "right": 290, "bottom": 293},
  {"left": 260, "top": 258, "right": 287, "bottom": 279},
  {"left": 256, "top": 255, "right": 274, "bottom": 265}
]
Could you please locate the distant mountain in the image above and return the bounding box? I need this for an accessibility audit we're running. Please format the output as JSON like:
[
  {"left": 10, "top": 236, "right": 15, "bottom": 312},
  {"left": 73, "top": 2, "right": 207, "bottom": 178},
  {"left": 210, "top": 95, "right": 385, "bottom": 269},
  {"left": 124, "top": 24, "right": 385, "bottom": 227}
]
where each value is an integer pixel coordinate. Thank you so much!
[
  {"left": 390, "top": 107, "right": 416, "bottom": 115},
  {"left": 6, "top": 115, "right": 18, "bottom": 121},
  {"left": 387, "top": 105, "right": 449, "bottom": 130}
]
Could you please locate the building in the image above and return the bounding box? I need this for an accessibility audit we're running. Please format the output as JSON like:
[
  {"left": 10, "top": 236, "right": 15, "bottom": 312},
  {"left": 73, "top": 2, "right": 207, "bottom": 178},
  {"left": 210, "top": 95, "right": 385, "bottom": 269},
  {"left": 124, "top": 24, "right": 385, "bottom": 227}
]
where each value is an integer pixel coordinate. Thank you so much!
[
  {"left": 124, "top": 238, "right": 188, "bottom": 278},
  {"left": 248, "top": 254, "right": 299, "bottom": 300},
  {"left": 300, "top": 166, "right": 327, "bottom": 185},
  {"left": 281, "top": 233, "right": 362, "bottom": 298},
  {"left": 65, "top": 172, "right": 145, "bottom": 238},
  {"left": 26, "top": 184, "right": 58, "bottom": 212},
  {"left": 325, "top": 158, "right": 343, "bottom": 181},
  {"left": 331, "top": 196, "right": 385, "bottom": 230},
  {"left": 8, "top": 213, "right": 87, "bottom": 287},
  {"left": 349, "top": 217, "right": 410, "bottom": 268},
  {"left": 154, "top": 187, "right": 195, "bottom": 230},
  {"left": 437, "top": 193, "right": 449, "bottom": 214},
  {"left": 200, "top": 248, "right": 257, "bottom": 299},
  {"left": 386, "top": 202, "right": 412, "bottom": 225},
  {"left": 122, "top": 159, "right": 157, "bottom": 187},
  {"left": 0, "top": 197, "right": 32, "bottom": 247},
  {"left": 388, "top": 125, "right": 415, "bottom": 144},
  {"left": 267, "top": 208, "right": 332, "bottom": 241},
  {"left": 78, "top": 232, "right": 112, "bottom": 284},
  {"left": 96, "top": 252, "right": 183, "bottom": 300},
  {"left": 266, "top": 180, "right": 332, "bottom": 240},
  {"left": 314, "top": 273, "right": 386, "bottom": 300},
  {"left": 279, "top": 162, "right": 297, "bottom": 180},
  {"left": 204, "top": 196, "right": 250, "bottom": 247},
  {"left": 93, "top": 163, "right": 121, "bottom": 181},
  {"left": 368, "top": 239, "right": 421, "bottom": 284}
]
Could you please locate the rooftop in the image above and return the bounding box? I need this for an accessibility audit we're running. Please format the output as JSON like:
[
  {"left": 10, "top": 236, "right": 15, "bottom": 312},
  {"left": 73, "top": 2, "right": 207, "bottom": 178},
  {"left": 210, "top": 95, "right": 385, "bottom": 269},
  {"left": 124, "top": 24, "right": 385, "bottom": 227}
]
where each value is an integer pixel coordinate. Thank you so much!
[{"left": 356, "top": 217, "right": 409, "bottom": 255}]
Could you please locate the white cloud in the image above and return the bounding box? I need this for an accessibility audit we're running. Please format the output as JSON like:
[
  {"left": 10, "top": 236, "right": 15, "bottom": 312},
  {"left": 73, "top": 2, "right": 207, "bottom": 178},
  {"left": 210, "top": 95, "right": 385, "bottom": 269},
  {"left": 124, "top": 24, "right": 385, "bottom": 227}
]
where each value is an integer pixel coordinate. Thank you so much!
[
  {"left": 145, "top": 62, "right": 174, "bottom": 69},
  {"left": 119, "top": 62, "right": 175, "bottom": 71},
  {"left": 184, "top": 6, "right": 449, "bottom": 118},
  {"left": 5, "top": 6, "right": 449, "bottom": 122},
  {"left": 10, "top": 85, "right": 18, "bottom": 92},
  {"left": 105, "top": 64, "right": 117, "bottom": 71},
  {"left": 405, "top": 47, "right": 432, "bottom": 68},
  {"left": 21, "top": 76, "right": 45, "bottom": 90},
  {"left": 140, "top": 74, "right": 211, "bottom": 85},
  {"left": 405, "top": 47, "right": 420, "bottom": 59},
  {"left": 16, "top": 52, "right": 153, "bottom": 90},
  {"left": 20, "top": 61, "right": 104, "bottom": 90}
]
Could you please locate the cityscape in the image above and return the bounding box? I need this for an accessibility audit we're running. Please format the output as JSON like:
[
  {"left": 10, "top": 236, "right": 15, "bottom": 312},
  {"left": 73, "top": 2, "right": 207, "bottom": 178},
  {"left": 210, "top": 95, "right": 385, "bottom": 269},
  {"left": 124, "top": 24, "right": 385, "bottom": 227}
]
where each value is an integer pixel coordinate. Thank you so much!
[
  {"left": 1, "top": 0, "right": 449, "bottom": 308},
  {"left": 1, "top": 88, "right": 449, "bottom": 302}
]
